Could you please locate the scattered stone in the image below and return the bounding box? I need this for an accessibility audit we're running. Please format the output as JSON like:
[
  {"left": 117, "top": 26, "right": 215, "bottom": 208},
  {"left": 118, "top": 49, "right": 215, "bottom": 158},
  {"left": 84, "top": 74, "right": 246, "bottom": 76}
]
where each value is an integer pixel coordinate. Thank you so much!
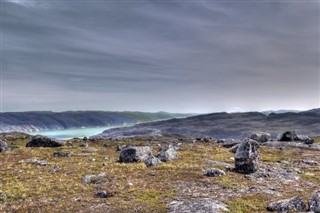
[
  {"left": 250, "top": 132, "right": 270, "bottom": 143},
  {"left": 204, "top": 168, "right": 226, "bottom": 177},
  {"left": 309, "top": 189, "right": 320, "bottom": 213},
  {"left": 234, "top": 139, "right": 260, "bottom": 174},
  {"left": 49, "top": 165, "right": 60, "bottom": 173},
  {"left": 278, "top": 131, "right": 299, "bottom": 141},
  {"left": 156, "top": 144, "right": 178, "bottom": 162},
  {"left": 83, "top": 137, "right": 88, "bottom": 141},
  {"left": 94, "top": 191, "right": 109, "bottom": 198},
  {"left": 267, "top": 196, "right": 306, "bottom": 212},
  {"left": 302, "top": 159, "right": 318, "bottom": 165},
  {"left": 298, "top": 135, "right": 314, "bottom": 144},
  {"left": 261, "top": 142, "right": 320, "bottom": 151},
  {"left": 145, "top": 156, "right": 162, "bottom": 167},
  {"left": 0, "top": 140, "right": 8, "bottom": 152},
  {"left": 169, "top": 198, "right": 228, "bottom": 213},
  {"left": 119, "top": 146, "right": 152, "bottom": 163},
  {"left": 222, "top": 139, "right": 241, "bottom": 148},
  {"left": 26, "top": 135, "right": 64, "bottom": 147},
  {"left": 53, "top": 151, "right": 72, "bottom": 157},
  {"left": 83, "top": 172, "right": 107, "bottom": 184},
  {"left": 19, "top": 158, "right": 49, "bottom": 166}
]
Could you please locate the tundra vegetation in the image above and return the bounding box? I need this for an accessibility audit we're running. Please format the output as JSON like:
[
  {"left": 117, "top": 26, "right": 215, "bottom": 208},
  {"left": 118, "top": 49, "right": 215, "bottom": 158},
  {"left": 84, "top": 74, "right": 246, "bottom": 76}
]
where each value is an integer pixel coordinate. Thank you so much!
[{"left": 0, "top": 132, "right": 319, "bottom": 212}]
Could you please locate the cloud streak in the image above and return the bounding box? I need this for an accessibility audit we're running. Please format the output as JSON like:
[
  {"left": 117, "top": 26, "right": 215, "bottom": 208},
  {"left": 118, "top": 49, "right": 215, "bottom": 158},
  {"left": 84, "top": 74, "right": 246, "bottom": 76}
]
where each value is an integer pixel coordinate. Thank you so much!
[{"left": 2, "top": 0, "right": 319, "bottom": 113}]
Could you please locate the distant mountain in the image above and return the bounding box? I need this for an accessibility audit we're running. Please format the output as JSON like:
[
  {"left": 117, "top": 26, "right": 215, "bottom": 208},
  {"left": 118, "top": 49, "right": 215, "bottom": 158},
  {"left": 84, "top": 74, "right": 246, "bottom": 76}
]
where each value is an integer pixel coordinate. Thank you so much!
[
  {"left": 260, "top": 109, "right": 300, "bottom": 115},
  {"left": 93, "top": 109, "right": 320, "bottom": 139},
  {"left": 0, "top": 111, "right": 193, "bottom": 133}
]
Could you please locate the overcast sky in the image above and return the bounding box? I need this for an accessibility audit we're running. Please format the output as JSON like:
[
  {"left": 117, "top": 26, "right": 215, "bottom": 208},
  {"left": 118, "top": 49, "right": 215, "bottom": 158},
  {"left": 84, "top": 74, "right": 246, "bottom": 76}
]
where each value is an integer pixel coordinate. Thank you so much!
[{"left": 2, "top": 0, "right": 319, "bottom": 113}]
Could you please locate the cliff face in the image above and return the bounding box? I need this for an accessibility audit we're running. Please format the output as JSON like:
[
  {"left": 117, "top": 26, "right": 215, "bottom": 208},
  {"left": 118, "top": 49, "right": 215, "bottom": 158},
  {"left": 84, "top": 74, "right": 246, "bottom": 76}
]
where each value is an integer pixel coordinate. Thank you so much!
[
  {"left": 0, "top": 111, "right": 192, "bottom": 133},
  {"left": 93, "top": 109, "right": 320, "bottom": 139}
]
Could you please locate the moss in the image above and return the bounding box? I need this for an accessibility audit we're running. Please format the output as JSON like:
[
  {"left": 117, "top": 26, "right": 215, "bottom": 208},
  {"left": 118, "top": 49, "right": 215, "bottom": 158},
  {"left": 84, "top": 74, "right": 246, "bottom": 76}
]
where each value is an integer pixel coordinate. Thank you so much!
[{"left": 227, "top": 195, "right": 269, "bottom": 213}]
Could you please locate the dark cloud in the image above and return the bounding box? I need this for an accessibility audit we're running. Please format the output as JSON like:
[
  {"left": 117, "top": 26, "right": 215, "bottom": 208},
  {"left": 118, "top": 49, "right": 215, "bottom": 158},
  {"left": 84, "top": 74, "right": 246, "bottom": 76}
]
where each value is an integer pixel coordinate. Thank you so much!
[{"left": 2, "top": 0, "right": 319, "bottom": 113}]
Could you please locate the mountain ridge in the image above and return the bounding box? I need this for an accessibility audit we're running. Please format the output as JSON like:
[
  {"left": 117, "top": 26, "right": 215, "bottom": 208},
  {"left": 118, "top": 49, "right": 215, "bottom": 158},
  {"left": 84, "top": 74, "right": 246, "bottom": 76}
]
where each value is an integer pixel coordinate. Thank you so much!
[{"left": 93, "top": 109, "right": 320, "bottom": 139}]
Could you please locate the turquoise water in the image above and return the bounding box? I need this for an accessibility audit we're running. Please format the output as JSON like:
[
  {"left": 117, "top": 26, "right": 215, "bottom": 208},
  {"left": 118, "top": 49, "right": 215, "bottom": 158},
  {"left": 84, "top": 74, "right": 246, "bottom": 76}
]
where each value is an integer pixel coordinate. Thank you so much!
[{"left": 29, "top": 125, "right": 124, "bottom": 140}]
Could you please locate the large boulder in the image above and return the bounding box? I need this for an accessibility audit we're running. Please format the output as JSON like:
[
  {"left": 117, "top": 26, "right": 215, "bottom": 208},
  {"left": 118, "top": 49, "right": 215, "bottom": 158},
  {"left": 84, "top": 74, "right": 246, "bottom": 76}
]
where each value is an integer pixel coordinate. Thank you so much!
[
  {"left": 309, "top": 189, "right": 320, "bottom": 213},
  {"left": 0, "top": 140, "right": 8, "bottom": 152},
  {"left": 267, "top": 196, "right": 306, "bottom": 212},
  {"left": 169, "top": 198, "right": 228, "bottom": 213},
  {"left": 26, "top": 135, "right": 64, "bottom": 147},
  {"left": 278, "top": 131, "right": 300, "bottom": 141},
  {"left": 234, "top": 139, "right": 260, "bottom": 174},
  {"left": 156, "top": 144, "right": 178, "bottom": 162},
  {"left": 119, "top": 146, "right": 152, "bottom": 163},
  {"left": 250, "top": 132, "right": 270, "bottom": 143}
]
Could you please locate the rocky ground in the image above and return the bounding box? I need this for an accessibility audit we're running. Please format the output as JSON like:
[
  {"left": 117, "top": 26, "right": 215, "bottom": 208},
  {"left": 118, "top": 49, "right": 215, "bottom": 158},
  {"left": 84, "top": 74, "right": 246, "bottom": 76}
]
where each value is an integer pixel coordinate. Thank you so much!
[{"left": 0, "top": 132, "right": 319, "bottom": 212}]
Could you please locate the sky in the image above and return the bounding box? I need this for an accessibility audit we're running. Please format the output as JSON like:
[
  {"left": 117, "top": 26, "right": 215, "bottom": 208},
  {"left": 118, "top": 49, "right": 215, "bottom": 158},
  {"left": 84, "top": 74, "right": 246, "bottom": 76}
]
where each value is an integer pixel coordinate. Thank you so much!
[{"left": 1, "top": 0, "right": 319, "bottom": 113}]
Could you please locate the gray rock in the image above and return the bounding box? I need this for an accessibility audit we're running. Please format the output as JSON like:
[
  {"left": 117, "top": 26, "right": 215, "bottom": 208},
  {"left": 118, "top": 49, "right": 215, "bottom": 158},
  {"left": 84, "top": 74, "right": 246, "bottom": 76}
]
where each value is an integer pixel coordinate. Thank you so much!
[
  {"left": 204, "top": 168, "right": 226, "bottom": 177},
  {"left": 119, "top": 146, "right": 152, "bottom": 163},
  {"left": 297, "top": 135, "right": 314, "bottom": 144},
  {"left": 169, "top": 198, "right": 228, "bottom": 213},
  {"left": 309, "top": 189, "right": 320, "bottom": 213},
  {"left": 0, "top": 140, "right": 8, "bottom": 152},
  {"left": 261, "top": 142, "right": 320, "bottom": 151},
  {"left": 83, "top": 172, "right": 107, "bottom": 184},
  {"left": 145, "top": 156, "right": 162, "bottom": 167},
  {"left": 19, "top": 158, "right": 49, "bottom": 166},
  {"left": 26, "top": 135, "right": 64, "bottom": 147},
  {"left": 53, "top": 151, "right": 72, "bottom": 157},
  {"left": 94, "top": 191, "right": 109, "bottom": 198},
  {"left": 156, "top": 144, "right": 178, "bottom": 162},
  {"left": 229, "top": 144, "right": 239, "bottom": 153},
  {"left": 222, "top": 139, "right": 241, "bottom": 148},
  {"left": 250, "top": 131, "right": 270, "bottom": 142},
  {"left": 235, "top": 139, "right": 260, "bottom": 174},
  {"left": 278, "top": 131, "right": 300, "bottom": 141},
  {"left": 267, "top": 196, "right": 306, "bottom": 212}
]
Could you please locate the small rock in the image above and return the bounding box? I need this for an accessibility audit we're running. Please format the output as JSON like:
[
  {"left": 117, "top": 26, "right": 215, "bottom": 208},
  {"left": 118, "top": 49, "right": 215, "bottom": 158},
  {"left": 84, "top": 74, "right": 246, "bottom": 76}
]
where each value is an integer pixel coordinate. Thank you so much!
[
  {"left": 169, "top": 198, "right": 228, "bottom": 213},
  {"left": 83, "top": 172, "right": 107, "bottom": 184},
  {"left": 303, "top": 159, "right": 318, "bottom": 165},
  {"left": 204, "top": 168, "right": 226, "bottom": 177},
  {"left": 49, "top": 165, "right": 60, "bottom": 173},
  {"left": 19, "top": 158, "right": 49, "bottom": 166},
  {"left": 250, "top": 131, "right": 270, "bottom": 143},
  {"left": 234, "top": 139, "right": 260, "bottom": 174},
  {"left": 309, "top": 189, "right": 320, "bottom": 213},
  {"left": 94, "top": 191, "right": 109, "bottom": 198},
  {"left": 267, "top": 196, "right": 306, "bottom": 212},
  {"left": 145, "top": 156, "right": 162, "bottom": 167},
  {"left": 26, "top": 135, "right": 64, "bottom": 147},
  {"left": 80, "top": 142, "right": 89, "bottom": 148},
  {"left": 156, "top": 144, "right": 178, "bottom": 162},
  {"left": 53, "top": 151, "right": 72, "bottom": 157},
  {"left": 0, "top": 140, "right": 8, "bottom": 152},
  {"left": 222, "top": 139, "right": 241, "bottom": 148}
]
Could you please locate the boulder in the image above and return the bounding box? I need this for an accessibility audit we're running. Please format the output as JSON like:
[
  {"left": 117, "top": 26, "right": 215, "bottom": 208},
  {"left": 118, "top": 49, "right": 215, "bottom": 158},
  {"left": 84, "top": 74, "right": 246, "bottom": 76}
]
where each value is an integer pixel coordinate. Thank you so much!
[
  {"left": 26, "top": 135, "right": 64, "bottom": 147},
  {"left": 250, "top": 132, "right": 270, "bottom": 143},
  {"left": 119, "top": 146, "right": 152, "bottom": 163},
  {"left": 204, "top": 168, "right": 226, "bottom": 177},
  {"left": 235, "top": 139, "right": 259, "bottom": 174},
  {"left": 0, "top": 140, "right": 8, "bottom": 152},
  {"left": 19, "top": 158, "right": 49, "bottom": 166},
  {"left": 309, "top": 189, "right": 320, "bottom": 213},
  {"left": 278, "top": 131, "right": 300, "bottom": 141},
  {"left": 156, "top": 144, "right": 178, "bottom": 162},
  {"left": 169, "top": 198, "right": 228, "bottom": 213},
  {"left": 297, "top": 135, "right": 314, "bottom": 144},
  {"left": 267, "top": 196, "right": 306, "bottom": 212},
  {"left": 145, "top": 156, "right": 162, "bottom": 167}
]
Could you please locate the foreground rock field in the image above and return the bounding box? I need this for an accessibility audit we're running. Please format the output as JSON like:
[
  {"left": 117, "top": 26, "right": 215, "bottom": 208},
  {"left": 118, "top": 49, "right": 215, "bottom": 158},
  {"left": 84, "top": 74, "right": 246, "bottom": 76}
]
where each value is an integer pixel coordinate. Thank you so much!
[{"left": 0, "top": 133, "right": 319, "bottom": 212}]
